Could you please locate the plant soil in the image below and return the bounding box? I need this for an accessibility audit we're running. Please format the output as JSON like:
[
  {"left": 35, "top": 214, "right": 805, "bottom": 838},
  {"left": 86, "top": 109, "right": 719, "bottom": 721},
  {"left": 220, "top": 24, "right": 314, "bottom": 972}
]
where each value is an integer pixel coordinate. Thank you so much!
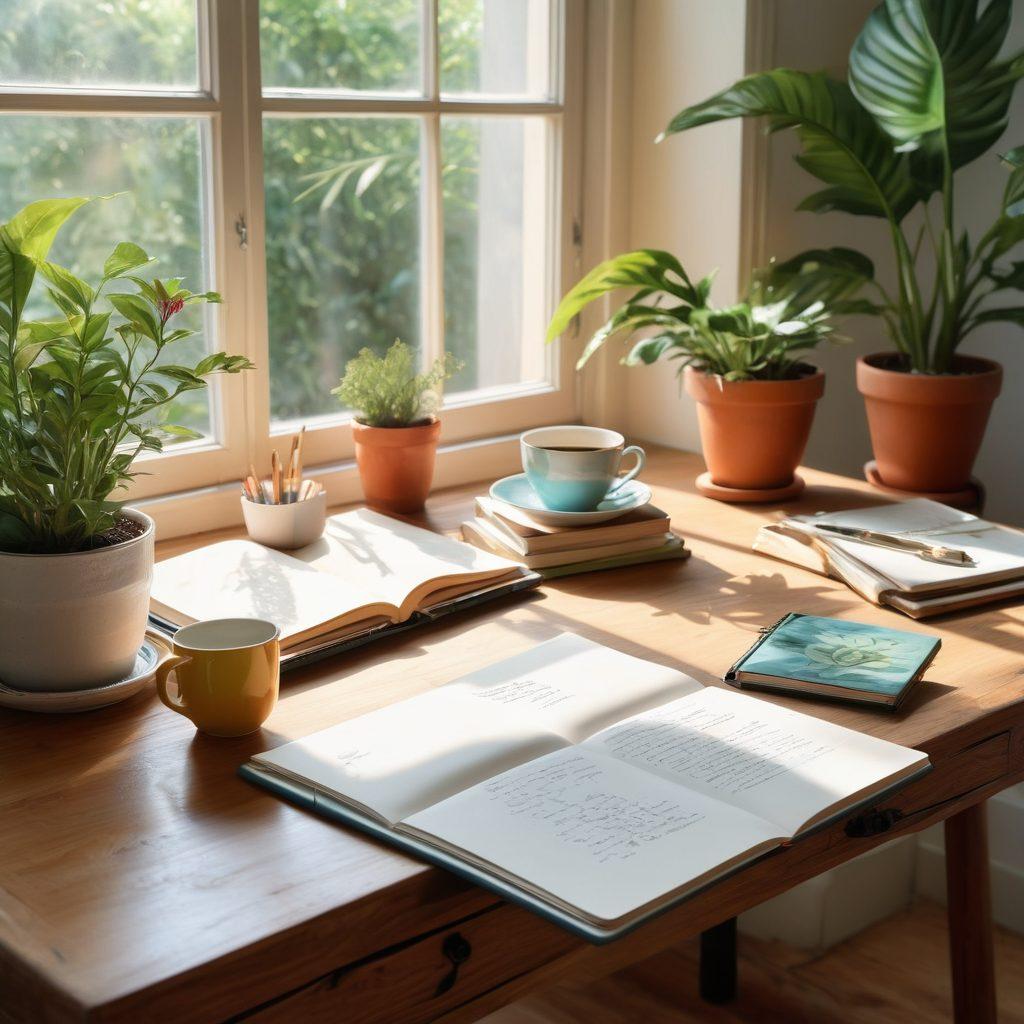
[
  {"left": 90, "top": 515, "right": 148, "bottom": 549},
  {"left": 869, "top": 352, "right": 993, "bottom": 376}
]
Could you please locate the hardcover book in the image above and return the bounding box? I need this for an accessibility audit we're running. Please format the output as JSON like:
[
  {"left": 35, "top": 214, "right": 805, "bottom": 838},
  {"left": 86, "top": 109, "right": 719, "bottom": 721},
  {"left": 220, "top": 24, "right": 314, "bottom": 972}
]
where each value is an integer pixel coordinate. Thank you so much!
[{"left": 725, "top": 613, "right": 941, "bottom": 710}]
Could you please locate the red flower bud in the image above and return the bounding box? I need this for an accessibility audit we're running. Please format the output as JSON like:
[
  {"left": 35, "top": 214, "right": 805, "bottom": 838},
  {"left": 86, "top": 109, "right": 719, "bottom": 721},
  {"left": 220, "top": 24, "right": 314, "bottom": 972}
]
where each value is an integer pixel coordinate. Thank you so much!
[{"left": 158, "top": 297, "right": 186, "bottom": 323}]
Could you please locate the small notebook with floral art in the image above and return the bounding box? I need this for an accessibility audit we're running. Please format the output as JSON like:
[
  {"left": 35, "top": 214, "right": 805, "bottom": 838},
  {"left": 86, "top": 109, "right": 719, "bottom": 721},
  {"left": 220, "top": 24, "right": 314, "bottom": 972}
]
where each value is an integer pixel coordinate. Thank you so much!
[{"left": 725, "top": 613, "right": 941, "bottom": 711}]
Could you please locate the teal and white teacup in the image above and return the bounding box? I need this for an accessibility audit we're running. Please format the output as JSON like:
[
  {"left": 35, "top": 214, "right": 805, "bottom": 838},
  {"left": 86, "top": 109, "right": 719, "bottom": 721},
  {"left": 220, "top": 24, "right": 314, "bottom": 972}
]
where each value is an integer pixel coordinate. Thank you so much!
[{"left": 520, "top": 426, "right": 646, "bottom": 512}]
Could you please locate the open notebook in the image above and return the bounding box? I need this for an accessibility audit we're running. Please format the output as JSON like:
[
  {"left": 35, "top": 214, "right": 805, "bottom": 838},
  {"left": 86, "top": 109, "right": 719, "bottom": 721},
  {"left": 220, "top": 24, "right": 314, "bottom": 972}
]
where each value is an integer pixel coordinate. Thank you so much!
[
  {"left": 755, "top": 499, "right": 1024, "bottom": 617},
  {"left": 242, "top": 634, "right": 930, "bottom": 941},
  {"left": 151, "top": 509, "right": 529, "bottom": 657}
]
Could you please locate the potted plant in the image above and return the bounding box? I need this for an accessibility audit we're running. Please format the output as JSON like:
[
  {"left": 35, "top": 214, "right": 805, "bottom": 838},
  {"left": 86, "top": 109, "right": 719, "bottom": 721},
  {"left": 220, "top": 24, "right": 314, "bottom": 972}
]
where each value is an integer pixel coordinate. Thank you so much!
[
  {"left": 547, "top": 248, "right": 869, "bottom": 500},
  {"left": 0, "top": 197, "right": 252, "bottom": 692},
  {"left": 334, "top": 339, "right": 461, "bottom": 514},
  {"left": 658, "top": 0, "right": 1024, "bottom": 496}
]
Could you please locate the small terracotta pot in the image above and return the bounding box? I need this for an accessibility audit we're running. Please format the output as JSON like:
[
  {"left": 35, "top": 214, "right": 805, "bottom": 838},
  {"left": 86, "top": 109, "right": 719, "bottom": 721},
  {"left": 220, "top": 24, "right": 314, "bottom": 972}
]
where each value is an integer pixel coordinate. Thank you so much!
[
  {"left": 857, "top": 353, "right": 1002, "bottom": 493},
  {"left": 351, "top": 417, "right": 441, "bottom": 514},
  {"left": 684, "top": 365, "right": 825, "bottom": 490}
]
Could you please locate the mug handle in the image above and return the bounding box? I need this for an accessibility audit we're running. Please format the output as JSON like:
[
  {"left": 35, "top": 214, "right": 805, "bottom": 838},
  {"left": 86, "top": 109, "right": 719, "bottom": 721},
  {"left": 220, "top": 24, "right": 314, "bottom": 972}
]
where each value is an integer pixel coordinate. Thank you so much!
[
  {"left": 607, "top": 445, "right": 646, "bottom": 495},
  {"left": 155, "top": 654, "right": 193, "bottom": 720}
]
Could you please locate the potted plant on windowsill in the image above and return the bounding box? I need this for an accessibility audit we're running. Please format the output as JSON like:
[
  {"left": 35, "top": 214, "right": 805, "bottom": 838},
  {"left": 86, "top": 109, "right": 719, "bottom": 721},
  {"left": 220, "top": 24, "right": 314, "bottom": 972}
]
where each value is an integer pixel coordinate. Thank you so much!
[
  {"left": 334, "top": 339, "right": 462, "bottom": 514},
  {"left": 0, "top": 197, "right": 253, "bottom": 692},
  {"left": 547, "top": 248, "right": 869, "bottom": 501},
  {"left": 658, "top": 0, "right": 1024, "bottom": 496}
]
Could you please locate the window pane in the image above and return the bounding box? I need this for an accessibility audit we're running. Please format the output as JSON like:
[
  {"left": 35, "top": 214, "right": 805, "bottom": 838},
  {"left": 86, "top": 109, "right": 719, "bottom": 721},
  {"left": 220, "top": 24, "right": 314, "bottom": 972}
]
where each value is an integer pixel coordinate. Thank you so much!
[
  {"left": 0, "top": 115, "right": 215, "bottom": 440},
  {"left": 443, "top": 116, "right": 552, "bottom": 394},
  {"left": 0, "top": 0, "right": 198, "bottom": 91},
  {"left": 263, "top": 117, "right": 422, "bottom": 423},
  {"left": 440, "top": 0, "right": 553, "bottom": 99},
  {"left": 260, "top": 0, "right": 421, "bottom": 95}
]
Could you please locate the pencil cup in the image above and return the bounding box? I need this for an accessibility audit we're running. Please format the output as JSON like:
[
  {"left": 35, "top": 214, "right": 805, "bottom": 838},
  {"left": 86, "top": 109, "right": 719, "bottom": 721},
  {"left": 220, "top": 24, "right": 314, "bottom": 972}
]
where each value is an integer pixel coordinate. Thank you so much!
[{"left": 241, "top": 490, "right": 327, "bottom": 550}]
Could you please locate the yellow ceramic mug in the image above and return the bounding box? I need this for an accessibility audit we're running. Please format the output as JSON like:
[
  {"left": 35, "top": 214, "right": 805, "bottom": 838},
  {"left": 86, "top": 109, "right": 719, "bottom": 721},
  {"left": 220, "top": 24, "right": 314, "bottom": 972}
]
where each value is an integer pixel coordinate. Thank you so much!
[{"left": 155, "top": 618, "right": 280, "bottom": 737}]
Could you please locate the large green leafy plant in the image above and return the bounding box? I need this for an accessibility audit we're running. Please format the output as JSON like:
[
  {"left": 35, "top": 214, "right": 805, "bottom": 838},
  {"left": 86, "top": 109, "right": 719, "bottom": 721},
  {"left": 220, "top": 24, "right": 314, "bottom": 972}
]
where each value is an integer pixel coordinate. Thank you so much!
[
  {"left": 0, "top": 198, "right": 253, "bottom": 554},
  {"left": 547, "top": 248, "right": 870, "bottom": 381},
  {"left": 660, "top": 0, "right": 1024, "bottom": 374},
  {"left": 333, "top": 338, "right": 462, "bottom": 427}
]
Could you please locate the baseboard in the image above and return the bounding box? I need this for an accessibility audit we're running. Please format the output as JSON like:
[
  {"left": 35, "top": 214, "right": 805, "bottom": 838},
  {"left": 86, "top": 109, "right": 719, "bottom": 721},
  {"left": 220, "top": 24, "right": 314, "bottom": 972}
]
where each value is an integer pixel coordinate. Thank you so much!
[
  {"left": 913, "top": 787, "right": 1024, "bottom": 936},
  {"left": 739, "top": 836, "right": 916, "bottom": 951}
]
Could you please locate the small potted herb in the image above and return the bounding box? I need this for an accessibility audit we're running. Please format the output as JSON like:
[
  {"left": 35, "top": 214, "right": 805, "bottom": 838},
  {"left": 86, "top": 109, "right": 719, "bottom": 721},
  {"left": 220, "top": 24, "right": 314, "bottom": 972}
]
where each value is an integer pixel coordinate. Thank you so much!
[
  {"left": 334, "top": 339, "right": 461, "bottom": 513},
  {"left": 0, "top": 197, "right": 252, "bottom": 691},
  {"left": 548, "top": 248, "right": 869, "bottom": 500}
]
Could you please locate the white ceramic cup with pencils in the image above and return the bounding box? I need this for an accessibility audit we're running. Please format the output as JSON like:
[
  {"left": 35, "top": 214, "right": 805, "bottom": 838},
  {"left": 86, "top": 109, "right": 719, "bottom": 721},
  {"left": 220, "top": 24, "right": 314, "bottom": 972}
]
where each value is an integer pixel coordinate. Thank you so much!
[{"left": 241, "top": 428, "right": 327, "bottom": 550}]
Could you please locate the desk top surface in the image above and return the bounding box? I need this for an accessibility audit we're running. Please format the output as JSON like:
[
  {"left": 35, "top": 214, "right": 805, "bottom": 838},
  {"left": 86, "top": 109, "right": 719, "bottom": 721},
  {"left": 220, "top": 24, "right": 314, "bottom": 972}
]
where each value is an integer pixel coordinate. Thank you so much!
[{"left": 2, "top": 447, "right": 1023, "bottom": 1019}]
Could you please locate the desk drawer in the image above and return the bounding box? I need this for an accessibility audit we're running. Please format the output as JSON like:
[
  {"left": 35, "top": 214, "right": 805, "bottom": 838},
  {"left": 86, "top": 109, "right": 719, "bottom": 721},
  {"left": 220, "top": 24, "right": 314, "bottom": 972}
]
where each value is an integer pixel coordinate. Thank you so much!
[
  {"left": 842, "top": 731, "right": 1011, "bottom": 840},
  {"left": 237, "top": 903, "right": 577, "bottom": 1024}
]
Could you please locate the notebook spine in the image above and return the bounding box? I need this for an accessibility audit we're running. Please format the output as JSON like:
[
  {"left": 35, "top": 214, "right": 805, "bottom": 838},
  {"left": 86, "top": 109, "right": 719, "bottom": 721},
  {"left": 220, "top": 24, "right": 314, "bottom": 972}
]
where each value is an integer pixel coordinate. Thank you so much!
[{"left": 723, "top": 613, "right": 799, "bottom": 683}]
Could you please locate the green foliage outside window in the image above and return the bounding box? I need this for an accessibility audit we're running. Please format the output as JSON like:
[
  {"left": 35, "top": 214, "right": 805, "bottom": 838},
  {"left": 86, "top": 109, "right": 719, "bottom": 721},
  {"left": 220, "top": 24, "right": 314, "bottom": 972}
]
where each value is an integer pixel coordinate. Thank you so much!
[{"left": 0, "top": 0, "right": 493, "bottom": 429}]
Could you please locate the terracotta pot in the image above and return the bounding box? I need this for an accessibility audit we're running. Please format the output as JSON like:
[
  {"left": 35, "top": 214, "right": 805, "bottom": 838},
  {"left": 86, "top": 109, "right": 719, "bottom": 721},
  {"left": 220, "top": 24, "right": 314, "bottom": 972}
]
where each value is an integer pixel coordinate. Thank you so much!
[
  {"left": 351, "top": 417, "right": 441, "bottom": 514},
  {"left": 684, "top": 366, "right": 825, "bottom": 490},
  {"left": 857, "top": 353, "right": 1002, "bottom": 493},
  {"left": 0, "top": 507, "right": 155, "bottom": 691}
]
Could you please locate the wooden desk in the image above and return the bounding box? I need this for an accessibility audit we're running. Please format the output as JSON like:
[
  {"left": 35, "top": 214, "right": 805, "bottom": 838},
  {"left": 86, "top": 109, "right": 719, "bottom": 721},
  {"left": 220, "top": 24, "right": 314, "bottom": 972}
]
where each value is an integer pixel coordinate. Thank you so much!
[{"left": 2, "top": 448, "right": 1021, "bottom": 1024}]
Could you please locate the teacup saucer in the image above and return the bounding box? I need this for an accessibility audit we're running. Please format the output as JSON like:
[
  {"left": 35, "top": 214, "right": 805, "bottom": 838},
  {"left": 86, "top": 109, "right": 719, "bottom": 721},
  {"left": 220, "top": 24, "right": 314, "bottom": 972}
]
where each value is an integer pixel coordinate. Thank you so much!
[
  {"left": 490, "top": 473, "right": 652, "bottom": 527},
  {"left": 0, "top": 634, "right": 171, "bottom": 714}
]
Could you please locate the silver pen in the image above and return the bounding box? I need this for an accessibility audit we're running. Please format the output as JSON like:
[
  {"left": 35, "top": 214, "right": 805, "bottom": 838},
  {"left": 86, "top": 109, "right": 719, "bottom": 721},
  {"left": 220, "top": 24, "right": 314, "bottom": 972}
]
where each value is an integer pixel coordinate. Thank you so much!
[{"left": 810, "top": 523, "right": 976, "bottom": 567}]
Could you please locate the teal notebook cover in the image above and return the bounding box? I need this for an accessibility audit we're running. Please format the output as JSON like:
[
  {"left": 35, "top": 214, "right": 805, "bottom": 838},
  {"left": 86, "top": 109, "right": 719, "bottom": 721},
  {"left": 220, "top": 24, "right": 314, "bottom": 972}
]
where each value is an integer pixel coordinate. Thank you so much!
[{"left": 726, "top": 613, "right": 940, "bottom": 709}]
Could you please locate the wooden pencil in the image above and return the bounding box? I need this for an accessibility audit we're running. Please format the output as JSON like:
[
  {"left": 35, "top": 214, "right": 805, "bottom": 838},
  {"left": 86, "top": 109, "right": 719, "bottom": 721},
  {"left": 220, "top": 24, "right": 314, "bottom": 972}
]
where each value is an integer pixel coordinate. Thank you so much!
[{"left": 271, "top": 450, "right": 281, "bottom": 504}]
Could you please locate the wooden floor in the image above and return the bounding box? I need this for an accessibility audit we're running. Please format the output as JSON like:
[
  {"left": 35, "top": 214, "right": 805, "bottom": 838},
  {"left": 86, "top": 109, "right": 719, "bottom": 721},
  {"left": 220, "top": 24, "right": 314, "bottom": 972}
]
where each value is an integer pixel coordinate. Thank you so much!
[{"left": 484, "top": 901, "right": 1024, "bottom": 1024}]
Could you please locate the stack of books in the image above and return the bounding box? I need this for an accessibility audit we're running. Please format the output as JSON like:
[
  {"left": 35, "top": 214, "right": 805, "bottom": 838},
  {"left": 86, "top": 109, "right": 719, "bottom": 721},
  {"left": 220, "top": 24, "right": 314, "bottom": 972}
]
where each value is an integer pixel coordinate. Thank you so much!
[
  {"left": 754, "top": 499, "right": 1024, "bottom": 617},
  {"left": 460, "top": 496, "right": 688, "bottom": 578}
]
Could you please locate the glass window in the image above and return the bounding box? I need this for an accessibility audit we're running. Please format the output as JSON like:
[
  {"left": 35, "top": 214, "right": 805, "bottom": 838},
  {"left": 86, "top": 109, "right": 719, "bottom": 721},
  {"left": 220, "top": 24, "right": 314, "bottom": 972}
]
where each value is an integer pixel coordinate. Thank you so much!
[
  {"left": 0, "top": 115, "right": 215, "bottom": 438},
  {"left": 260, "top": 0, "right": 564, "bottom": 430},
  {"left": 0, "top": 0, "right": 576, "bottom": 501},
  {"left": 259, "top": 0, "right": 422, "bottom": 95},
  {"left": 263, "top": 116, "right": 422, "bottom": 423},
  {"left": 440, "top": 0, "right": 553, "bottom": 99},
  {"left": 443, "top": 116, "right": 553, "bottom": 393},
  {"left": 0, "top": 0, "right": 199, "bottom": 91}
]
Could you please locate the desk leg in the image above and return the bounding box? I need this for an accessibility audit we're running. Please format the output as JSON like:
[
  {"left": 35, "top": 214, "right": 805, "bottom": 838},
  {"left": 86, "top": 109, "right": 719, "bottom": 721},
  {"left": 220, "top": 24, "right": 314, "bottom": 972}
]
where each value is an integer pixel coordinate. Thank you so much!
[
  {"left": 945, "top": 802, "right": 997, "bottom": 1024},
  {"left": 699, "top": 917, "right": 737, "bottom": 1004}
]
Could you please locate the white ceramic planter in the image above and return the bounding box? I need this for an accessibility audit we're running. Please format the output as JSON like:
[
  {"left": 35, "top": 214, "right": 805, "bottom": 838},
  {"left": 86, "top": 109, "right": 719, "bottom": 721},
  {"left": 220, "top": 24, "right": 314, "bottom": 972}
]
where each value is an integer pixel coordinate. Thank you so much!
[
  {"left": 240, "top": 491, "right": 327, "bottom": 550},
  {"left": 0, "top": 508, "right": 155, "bottom": 692}
]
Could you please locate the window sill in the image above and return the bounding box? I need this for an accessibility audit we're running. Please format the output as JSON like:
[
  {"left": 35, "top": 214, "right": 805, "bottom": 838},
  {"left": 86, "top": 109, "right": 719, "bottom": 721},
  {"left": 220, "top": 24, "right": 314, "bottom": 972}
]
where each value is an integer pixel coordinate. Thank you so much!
[{"left": 135, "top": 431, "right": 525, "bottom": 541}]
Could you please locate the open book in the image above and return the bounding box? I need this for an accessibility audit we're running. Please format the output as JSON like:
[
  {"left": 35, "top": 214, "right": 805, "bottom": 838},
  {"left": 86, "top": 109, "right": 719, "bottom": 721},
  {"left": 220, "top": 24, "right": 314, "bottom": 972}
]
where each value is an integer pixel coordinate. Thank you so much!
[
  {"left": 151, "top": 509, "right": 526, "bottom": 655},
  {"left": 755, "top": 500, "right": 1024, "bottom": 617},
  {"left": 243, "top": 634, "right": 929, "bottom": 940}
]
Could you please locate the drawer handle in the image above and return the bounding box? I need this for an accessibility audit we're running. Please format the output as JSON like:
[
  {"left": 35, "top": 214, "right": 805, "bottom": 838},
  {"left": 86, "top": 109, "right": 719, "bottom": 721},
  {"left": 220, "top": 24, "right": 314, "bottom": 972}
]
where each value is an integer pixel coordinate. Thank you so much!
[
  {"left": 845, "top": 807, "right": 903, "bottom": 838},
  {"left": 435, "top": 932, "right": 472, "bottom": 997}
]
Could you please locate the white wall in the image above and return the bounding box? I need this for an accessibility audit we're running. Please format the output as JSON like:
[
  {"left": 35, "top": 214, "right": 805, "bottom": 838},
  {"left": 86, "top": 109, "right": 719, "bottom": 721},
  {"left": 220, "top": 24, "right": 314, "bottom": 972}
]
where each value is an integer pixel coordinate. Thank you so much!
[
  {"left": 611, "top": 0, "right": 1024, "bottom": 525},
  {"left": 621, "top": 0, "right": 747, "bottom": 449}
]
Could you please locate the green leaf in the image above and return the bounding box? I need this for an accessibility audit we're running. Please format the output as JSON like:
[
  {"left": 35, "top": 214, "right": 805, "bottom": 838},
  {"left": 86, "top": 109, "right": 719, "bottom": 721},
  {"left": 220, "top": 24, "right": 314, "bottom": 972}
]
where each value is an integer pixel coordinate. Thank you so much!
[
  {"left": 157, "top": 423, "right": 203, "bottom": 440},
  {"left": 108, "top": 292, "right": 160, "bottom": 340},
  {"left": 37, "top": 261, "right": 94, "bottom": 311},
  {"left": 576, "top": 303, "right": 691, "bottom": 370},
  {"left": 623, "top": 334, "right": 680, "bottom": 366},
  {"left": 848, "top": 0, "right": 944, "bottom": 151},
  {"left": 0, "top": 247, "right": 39, "bottom": 319},
  {"left": 850, "top": 0, "right": 1024, "bottom": 195},
  {"left": 1, "top": 197, "right": 91, "bottom": 259},
  {"left": 103, "top": 242, "right": 152, "bottom": 280},
  {"left": 547, "top": 249, "right": 703, "bottom": 342},
  {"left": 969, "top": 305, "right": 1024, "bottom": 327},
  {"left": 661, "top": 70, "right": 918, "bottom": 220},
  {"left": 1001, "top": 146, "right": 1024, "bottom": 217},
  {"left": 758, "top": 247, "right": 875, "bottom": 318}
]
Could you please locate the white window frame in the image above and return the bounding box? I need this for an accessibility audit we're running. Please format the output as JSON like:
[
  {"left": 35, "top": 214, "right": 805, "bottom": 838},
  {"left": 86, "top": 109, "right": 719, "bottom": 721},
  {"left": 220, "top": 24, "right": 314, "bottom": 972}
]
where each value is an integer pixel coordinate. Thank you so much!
[{"left": 0, "top": 0, "right": 584, "bottom": 533}]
